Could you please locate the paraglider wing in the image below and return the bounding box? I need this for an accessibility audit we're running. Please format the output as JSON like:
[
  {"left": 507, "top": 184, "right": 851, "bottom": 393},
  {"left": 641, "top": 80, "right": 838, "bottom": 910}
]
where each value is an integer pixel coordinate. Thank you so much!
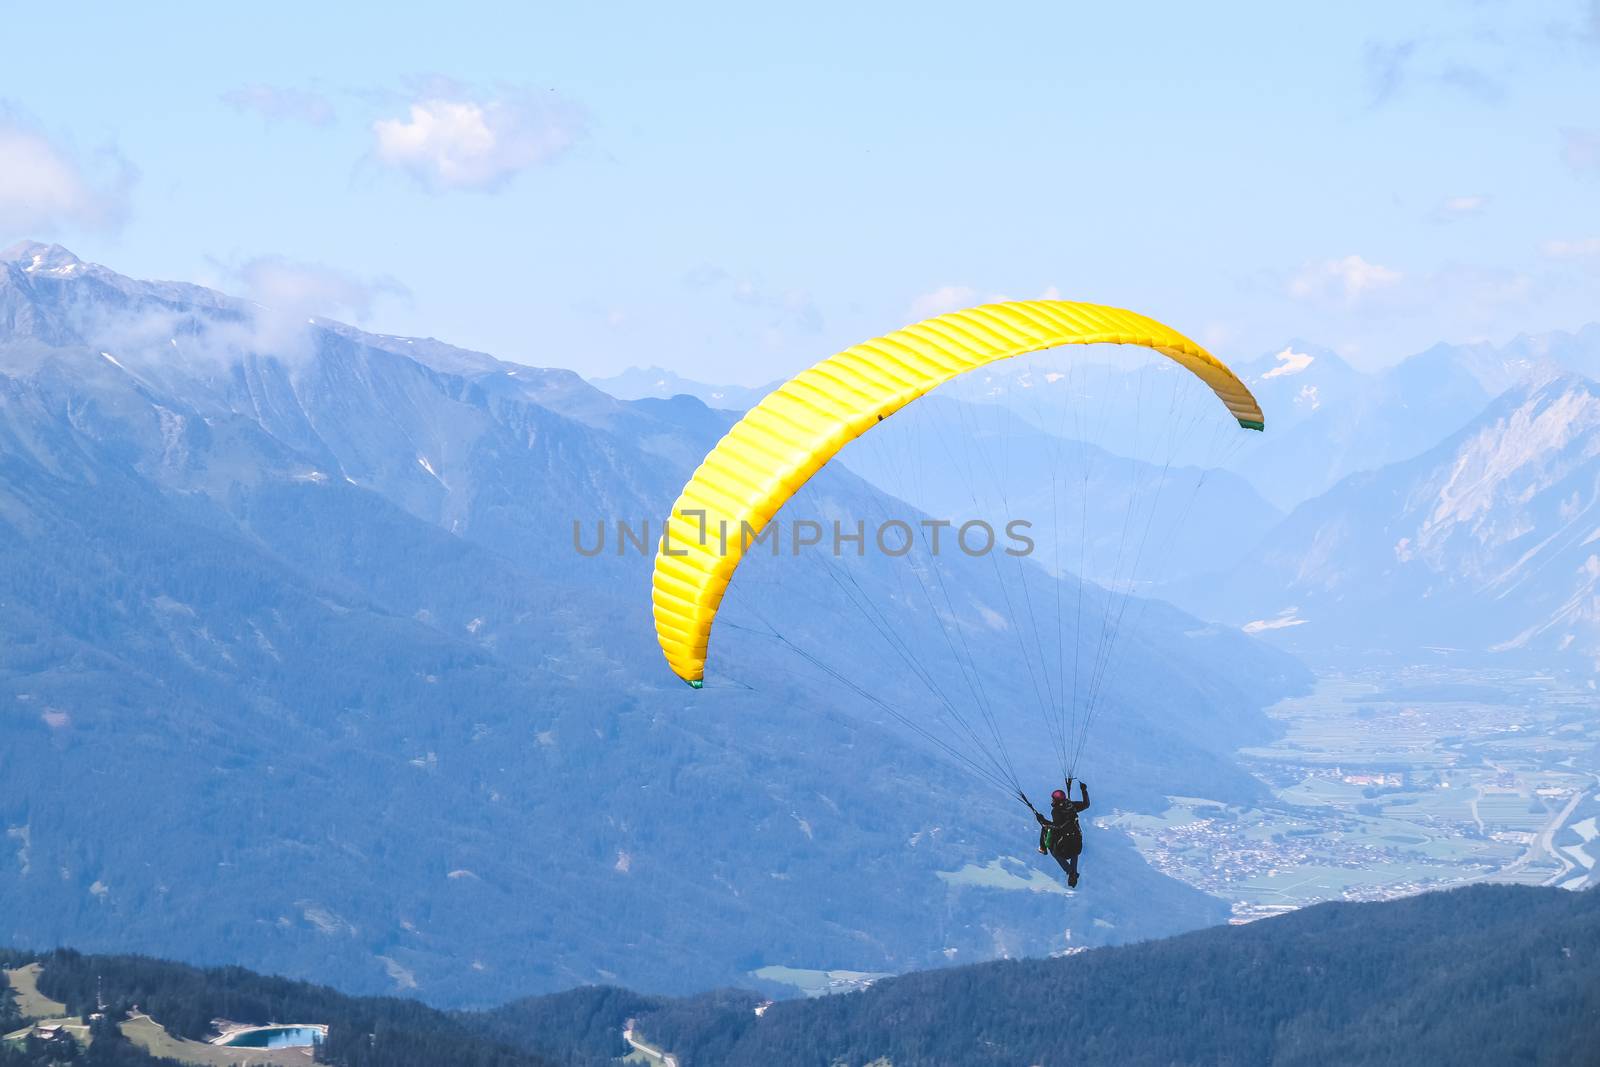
[{"left": 650, "top": 300, "right": 1263, "bottom": 685}]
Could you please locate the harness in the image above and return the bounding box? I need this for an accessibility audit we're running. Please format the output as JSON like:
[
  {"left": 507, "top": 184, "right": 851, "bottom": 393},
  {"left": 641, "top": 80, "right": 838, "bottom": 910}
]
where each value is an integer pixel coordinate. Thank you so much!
[
  {"left": 1023, "top": 790, "right": 1082, "bottom": 853},
  {"left": 1043, "top": 809, "right": 1080, "bottom": 851}
]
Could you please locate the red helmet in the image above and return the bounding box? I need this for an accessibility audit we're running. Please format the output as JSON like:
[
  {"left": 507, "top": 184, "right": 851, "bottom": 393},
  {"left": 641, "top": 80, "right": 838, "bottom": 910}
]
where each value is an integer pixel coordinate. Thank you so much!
[{"left": 1050, "top": 789, "right": 1067, "bottom": 803}]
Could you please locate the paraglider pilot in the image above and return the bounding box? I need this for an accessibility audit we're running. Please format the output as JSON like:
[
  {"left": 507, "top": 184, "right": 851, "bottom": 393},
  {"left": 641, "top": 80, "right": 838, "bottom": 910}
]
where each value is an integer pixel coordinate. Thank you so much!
[{"left": 1036, "top": 778, "right": 1090, "bottom": 887}]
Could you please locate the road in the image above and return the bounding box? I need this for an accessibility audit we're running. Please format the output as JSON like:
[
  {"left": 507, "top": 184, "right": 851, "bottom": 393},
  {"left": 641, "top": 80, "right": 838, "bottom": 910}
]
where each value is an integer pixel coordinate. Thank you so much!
[
  {"left": 623, "top": 1022, "right": 679, "bottom": 1067},
  {"left": 1535, "top": 787, "right": 1587, "bottom": 886},
  {"left": 1480, "top": 783, "right": 1588, "bottom": 886}
]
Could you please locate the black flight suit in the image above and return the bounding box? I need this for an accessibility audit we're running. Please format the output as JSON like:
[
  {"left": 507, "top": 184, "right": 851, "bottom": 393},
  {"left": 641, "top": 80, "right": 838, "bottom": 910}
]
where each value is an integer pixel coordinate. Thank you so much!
[{"left": 1036, "top": 782, "right": 1090, "bottom": 886}]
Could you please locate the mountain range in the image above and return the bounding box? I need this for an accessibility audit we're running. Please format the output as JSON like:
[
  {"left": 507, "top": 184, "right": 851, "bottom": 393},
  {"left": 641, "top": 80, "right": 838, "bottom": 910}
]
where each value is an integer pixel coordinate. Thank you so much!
[
  {"left": 1171, "top": 372, "right": 1600, "bottom": 667},
  {"left": 594, "top": 316, "right": 1600, "bottom": 671},
  {"left": 594, "top": 323, "right": 1600, "bottom": 514},
  {"left": 586, "top": 365, "right": 778, "bottom": 412},
  {"left": 0, "top": 243, "right": 1304, "bottom": 1006}
]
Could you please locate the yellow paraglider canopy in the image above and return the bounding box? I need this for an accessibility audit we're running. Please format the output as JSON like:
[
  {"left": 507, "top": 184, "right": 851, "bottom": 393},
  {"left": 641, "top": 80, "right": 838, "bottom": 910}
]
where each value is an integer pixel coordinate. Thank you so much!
[{"left": 651, "top": 299, "right": 1263, "bottom": 686}]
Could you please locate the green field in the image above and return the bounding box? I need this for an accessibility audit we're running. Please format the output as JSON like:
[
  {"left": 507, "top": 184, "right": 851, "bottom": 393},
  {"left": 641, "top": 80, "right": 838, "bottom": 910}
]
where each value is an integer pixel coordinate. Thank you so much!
[
  {"left": 937, "top": 858, "right": 1070, "bottom": 895},
  {"left": 120, "top": 1014, "right": 313, "bottom": 1066},
  {"left": 751, "top": 966, "right": 892, "bottom": 997},
  {"left": 4, "top": 964, "right": 67, "bottom": 1020},
  {"left": 1112, "top": 664, "right": 1600, "bottom": 914}
]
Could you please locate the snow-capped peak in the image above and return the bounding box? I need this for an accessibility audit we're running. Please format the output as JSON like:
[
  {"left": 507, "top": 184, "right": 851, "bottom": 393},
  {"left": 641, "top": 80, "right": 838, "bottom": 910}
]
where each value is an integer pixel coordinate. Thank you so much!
[{"left": 3, "top": 241, "right": 83, "bottom": 275}]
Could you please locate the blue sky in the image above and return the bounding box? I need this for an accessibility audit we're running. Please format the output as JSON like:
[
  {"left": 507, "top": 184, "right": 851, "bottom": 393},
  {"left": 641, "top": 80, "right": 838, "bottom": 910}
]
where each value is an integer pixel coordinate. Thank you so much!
[{"left": 3, "top": 1, "right": 1597, "bottom": 381}]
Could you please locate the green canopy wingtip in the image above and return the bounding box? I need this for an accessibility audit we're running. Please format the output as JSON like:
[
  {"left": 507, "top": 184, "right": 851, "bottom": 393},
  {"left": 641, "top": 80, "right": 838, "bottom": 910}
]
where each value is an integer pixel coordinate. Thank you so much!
[
  {"left": 687, "top": 678, "right": 704, "bottom": 689},
  {"left": 1238, "top": 418, "right": 1265, "bottom": 431}
]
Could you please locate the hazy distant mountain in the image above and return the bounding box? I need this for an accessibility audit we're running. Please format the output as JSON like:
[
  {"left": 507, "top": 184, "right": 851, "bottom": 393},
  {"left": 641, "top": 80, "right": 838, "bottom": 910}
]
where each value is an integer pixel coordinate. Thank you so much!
[
  {"left": 588, "top": 365, "right": 777, "bottom": 410},
  {"left": 0, "top": 243, "right": 1306, "bottom": 1005},
  {"left": 892, "top": 329, "right": 1599, "bottom": 511},
  {"left": 1223, "top": 341, "right": 1496, "bottom": 510},
  {"left": 595, "top": 322, "right": 1600, "bottom": 522},
  {"left": 834, "top": 395, "right": 1282, "bottom": 586},
  {"left": 1489, "top": 323, "right": 1600, "bottom": 384},
  {"left": 598, "top": 360, "right": 1284, "bottom": 585},
  {"left": 1173, "top": 372, "right": 1600, "bottom": 667},
  {"left": 1224, "top": 331, "right": 1600, "bottom": 510}
]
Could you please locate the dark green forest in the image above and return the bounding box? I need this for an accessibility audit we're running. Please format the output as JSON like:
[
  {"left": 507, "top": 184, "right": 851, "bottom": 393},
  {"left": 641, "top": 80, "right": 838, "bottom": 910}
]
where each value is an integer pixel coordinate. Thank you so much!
[
  {"left": 630, "top": 883, "right": 1600, "bottom": 1066},
  {"left": 472, "top": 987, "right": 666, "bottom": 1067},
  {"left": 6, "top": 884, "right": 1596, "bottom": 1066}
]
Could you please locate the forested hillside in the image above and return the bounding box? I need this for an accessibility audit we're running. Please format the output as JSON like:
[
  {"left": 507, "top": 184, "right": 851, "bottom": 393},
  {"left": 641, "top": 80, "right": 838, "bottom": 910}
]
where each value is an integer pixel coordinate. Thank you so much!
[
  {"left": 7, "top": 885, "right": 1593, "bottom": 1066},
  {"left": 626, "top": 884, "right": 1599, "bottom": 1066},
  {"left": 2, "top": 947, "right": 554, "bottom": 1066}
]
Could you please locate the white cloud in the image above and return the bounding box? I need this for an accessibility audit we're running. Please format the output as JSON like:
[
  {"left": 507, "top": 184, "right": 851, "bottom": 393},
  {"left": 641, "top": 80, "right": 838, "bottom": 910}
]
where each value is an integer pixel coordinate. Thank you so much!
[
  {"left": 1584, "top": 0, "right": 1600, "bottom": 45},
  {"left": 372, "top": 88, "right": 583, "bottom": 192},
  {"left": 1288, "top": 255, "right": 1403, "bottom": 303},
  {"left": 1435, "top": 194, "right": 1490, "bottom": 220},
  {"left": 683, "top": 263, "right": 728, "bottom": 289},
  {"left": 1243, "top": 608, "right": 1306, "bottom": 634},
  {"left": 222, "top": 84, "right": 336, "bottom": 126},
  {"left": 908, "top": 285, "right": 978, "bottom": 320},
  {"left": 0, "top": 105, "right": 134, "bottom": 236},
  {"left": 1437, "top": 63, "right": 1505, "bottom": 104},
  {"left": 1434, "top": 264, "right": 1531, "bottom": 308},
  {"left": 1542, "top": 237, "right": 1600, "bottom": 259},
  {"left": 1362, "top": 25, "right": 1531, "bottom": 114},
  {"left": 1198, "top": 321, "right": 1236, "bottom": 351},
  {"left": 226, "top": 255, "right": 410, "bottom": 322},
  {"left": 1563, "top": 127, "right": 1600, "bottom": 177},
  {"left": 1364, "top": 39, "right": 1418, "bottom": 106},
  {"left": 75, "top": 300, "right": 319, "bottom": 370},
  {"left": 680, "top": 266, "right": 821, "bottom": 335},
  {"left": 783, "top": 290, "right": 823, "bottom": 335}
]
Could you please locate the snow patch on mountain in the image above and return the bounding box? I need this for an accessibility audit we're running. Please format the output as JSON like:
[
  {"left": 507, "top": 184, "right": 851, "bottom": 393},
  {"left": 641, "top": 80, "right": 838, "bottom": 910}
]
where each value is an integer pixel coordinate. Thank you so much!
[
  {"left": 1415, "top": 384, "right": 1600, "bottom": 556},
  {"left": 1243, "top": 609, "right": 1306, "bottom": 634},
  {"left": 1260, "top": 347, "right": 1315, "bottom": 379}
]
